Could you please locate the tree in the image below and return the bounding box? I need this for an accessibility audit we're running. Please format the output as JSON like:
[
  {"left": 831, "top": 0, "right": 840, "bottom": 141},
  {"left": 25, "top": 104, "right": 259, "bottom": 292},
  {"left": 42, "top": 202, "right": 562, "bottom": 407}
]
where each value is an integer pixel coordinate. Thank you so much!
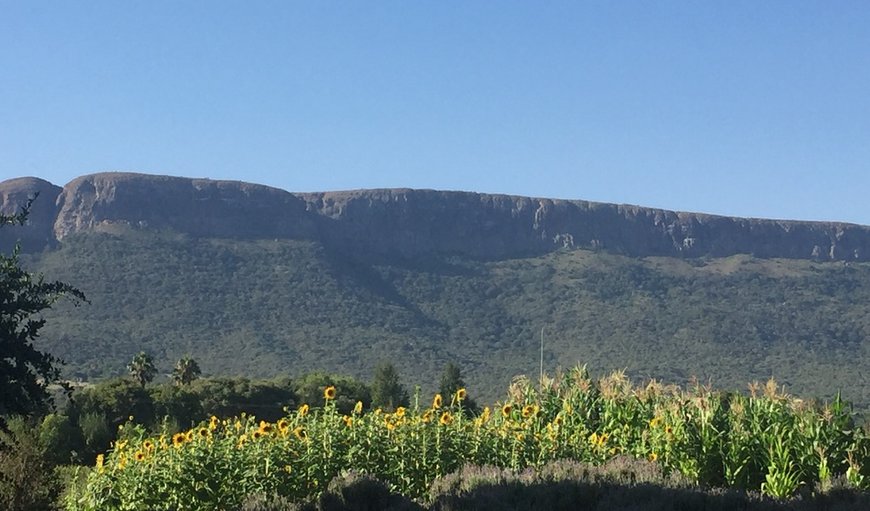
[
  {"left": 0, "top": 197, "right": 86, "bottom": 427},
  {"left": 370, "top": 361, "right": 409, "bottom": 412},
  {"left": 438, "top": 362, "right": 478, "bottom": 412},
  {"left": 127, "top": 351, "right": 157, "bottom": 388},
  {"left": 171, "top": 356, "right": 201, "bottom": 386}
]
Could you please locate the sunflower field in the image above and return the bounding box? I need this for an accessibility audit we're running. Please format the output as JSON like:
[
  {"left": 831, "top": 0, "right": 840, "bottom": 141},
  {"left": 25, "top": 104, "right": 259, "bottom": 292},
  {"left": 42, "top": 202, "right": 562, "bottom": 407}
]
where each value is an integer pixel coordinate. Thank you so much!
[{"left": 64, "top": 367, "right": 870, "bottom": 510}]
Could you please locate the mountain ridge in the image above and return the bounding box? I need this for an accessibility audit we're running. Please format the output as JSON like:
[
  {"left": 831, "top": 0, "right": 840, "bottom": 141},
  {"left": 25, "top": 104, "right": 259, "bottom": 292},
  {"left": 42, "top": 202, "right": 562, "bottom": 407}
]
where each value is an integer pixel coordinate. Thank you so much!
[
  {"left": 2, "top": 172, "right": 869, "bottom": 410},
  {"left": 2, "top": 171, "right": 868, "bottom": 261}
]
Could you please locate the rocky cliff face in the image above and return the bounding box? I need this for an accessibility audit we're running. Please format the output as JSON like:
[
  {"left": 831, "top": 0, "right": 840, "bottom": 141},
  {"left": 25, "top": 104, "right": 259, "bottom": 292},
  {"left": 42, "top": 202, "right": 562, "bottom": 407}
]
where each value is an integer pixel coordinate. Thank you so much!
[{"left": 1, "top": 172, "right": 868, "bottom": 261}]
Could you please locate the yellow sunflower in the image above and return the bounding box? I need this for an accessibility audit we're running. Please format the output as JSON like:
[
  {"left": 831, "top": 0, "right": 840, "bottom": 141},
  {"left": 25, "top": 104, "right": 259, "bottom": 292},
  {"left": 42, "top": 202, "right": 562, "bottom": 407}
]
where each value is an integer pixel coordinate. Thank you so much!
[
  {"left": 439, "top": 411, "right": 453, "bottom": 426},
  {"left": 172, "top": 433, "right": 186, "bottom": 448},
  {"left": 353, "top": 401, "right": 363, "bottom": 414},
  {"left": 432, "top": 394, "right": 443, "bottom": 408},
  {"left": 501, "top": 403, "right": 513, "bottom": 417},
  {"left": 293, "top": 426, "right": 308, "bottom": 440},
  {"left": 324, "top": 386, "right": 337, "bottom": 400},
  {"left": 455, "top": 388, "right": 467, "bottom": 401},
  {"left": 134, "top": 450, "right": 146, "bottom": 462},
  {"left": 277, "top": 419, "right": 290, "bottom": 434},
  {"left": 299, "top": 404, "right": 310, "bottom": 417}
]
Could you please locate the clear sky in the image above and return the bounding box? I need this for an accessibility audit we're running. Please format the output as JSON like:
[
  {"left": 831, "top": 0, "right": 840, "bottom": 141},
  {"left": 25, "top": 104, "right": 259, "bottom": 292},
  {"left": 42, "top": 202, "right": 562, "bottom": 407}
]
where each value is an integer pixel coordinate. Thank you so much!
[{"left": 2, "top": 2, "right": 869, "bottom": 224}]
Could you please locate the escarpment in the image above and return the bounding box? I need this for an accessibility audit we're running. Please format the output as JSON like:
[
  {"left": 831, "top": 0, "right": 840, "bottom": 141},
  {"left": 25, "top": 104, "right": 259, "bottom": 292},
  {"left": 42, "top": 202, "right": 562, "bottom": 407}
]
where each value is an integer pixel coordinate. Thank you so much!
[{"left": 2, "top": 172, "right": 868, "bottom": 261}]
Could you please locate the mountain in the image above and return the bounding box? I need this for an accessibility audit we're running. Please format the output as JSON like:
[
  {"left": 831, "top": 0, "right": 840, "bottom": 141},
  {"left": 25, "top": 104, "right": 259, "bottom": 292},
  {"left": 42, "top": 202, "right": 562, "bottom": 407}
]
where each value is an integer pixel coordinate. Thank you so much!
[
  {"left": 2, "top": 172, "right": 869, "bottom": 410},
  {"left": 4, "top": 172, "right": 870, "bottom": 261}
]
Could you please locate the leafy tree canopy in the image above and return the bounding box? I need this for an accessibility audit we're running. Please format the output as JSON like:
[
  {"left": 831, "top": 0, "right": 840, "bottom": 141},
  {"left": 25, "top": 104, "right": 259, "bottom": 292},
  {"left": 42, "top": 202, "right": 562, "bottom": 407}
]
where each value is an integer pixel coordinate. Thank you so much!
[
  {"left": 0, "top": 197, "right": 85, "bottom": 426},
  {"left": 371, "top": 361, "right": 409, "bottom": 412},
  {"left": 171, "top": 356, "right": 201, "bottom": 386},
  {"left": 127, "top": 351, "right": 157, "bottom": 388}
]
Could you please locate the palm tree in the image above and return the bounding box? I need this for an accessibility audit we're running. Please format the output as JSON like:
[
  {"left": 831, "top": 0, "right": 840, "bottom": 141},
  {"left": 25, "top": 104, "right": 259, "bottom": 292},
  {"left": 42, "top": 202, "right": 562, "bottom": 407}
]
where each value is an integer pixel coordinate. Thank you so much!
[
  {"left": 171, "top": 356, "right": 201, "bottom": 386},
  {"left": 127, "top": 351, "right": 157, "bottom": 388}
]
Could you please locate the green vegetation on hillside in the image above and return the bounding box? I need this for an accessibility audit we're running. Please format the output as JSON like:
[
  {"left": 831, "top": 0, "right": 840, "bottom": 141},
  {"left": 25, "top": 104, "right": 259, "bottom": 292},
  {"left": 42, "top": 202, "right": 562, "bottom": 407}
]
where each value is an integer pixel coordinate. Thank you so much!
[{"left": 23, "top": 229, "right": 870, "bottom": 412}]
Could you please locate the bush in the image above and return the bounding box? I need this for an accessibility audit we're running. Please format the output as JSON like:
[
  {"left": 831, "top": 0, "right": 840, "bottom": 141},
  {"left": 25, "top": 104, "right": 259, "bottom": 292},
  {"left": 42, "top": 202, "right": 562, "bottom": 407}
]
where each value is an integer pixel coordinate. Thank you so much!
[{"left": 0, "top": 416, "right": 63, "bottom": 511}]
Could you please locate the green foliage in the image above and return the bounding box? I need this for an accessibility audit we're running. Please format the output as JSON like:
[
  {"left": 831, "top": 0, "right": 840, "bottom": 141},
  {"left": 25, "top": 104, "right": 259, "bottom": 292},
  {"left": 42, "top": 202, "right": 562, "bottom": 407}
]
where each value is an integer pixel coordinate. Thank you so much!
[
  {"left": 127, "top": 351, "right": 157, "bottom": 388},
  {"left": 0, "top": 198, "right": 85, "bottom": 425},
  {"left": 292, "top": 373, "right": 371, "bottom": 415},
  {"left": 371, "top": 362, "right": 409, "bottom": 412},
  {"left": 171, "top": 356, "right": 201, "bottom": 386},
  {"left": 20, "top": 230, "right": 870, "bottom": 414},
  {"left": 64, "top": 369, "right": 870, "bottom": 510},
  {"left": 78, "top": 412, "right": 112, "bottom": 462},
  {"left": 0, "top": 416, "right": 63, "bottom": 511},
  {"left": 39, "top": 413, "right": 79, "bottom": 465},
  {"left": 188, "top": 377, "right": 297, "bottom": 423},
  {"left": 439, "top": 362, "right": 477, "bottom": 412}
]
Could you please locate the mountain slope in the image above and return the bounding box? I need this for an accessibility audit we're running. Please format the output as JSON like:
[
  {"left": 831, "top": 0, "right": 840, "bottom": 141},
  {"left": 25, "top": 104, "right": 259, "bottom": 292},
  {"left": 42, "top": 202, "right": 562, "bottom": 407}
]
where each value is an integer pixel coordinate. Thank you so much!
[{"left": 2, "top": 173, "right": 869, "bottom": 410}]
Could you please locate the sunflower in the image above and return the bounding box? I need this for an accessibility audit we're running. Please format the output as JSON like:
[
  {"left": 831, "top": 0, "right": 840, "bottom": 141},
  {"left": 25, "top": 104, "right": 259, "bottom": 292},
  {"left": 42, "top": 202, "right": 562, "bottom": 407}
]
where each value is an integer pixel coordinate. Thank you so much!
[
  {"left": 665, "top": 425, "right": 674, "bottom": 435},
  {"left": 277, "top": 419, "right": 290, "bottom": 434},
  {"left": 198, "top": 427, "right": 210, "bottom": 439},
  {"left": 293, "top": 427, "right": 307, "bottom": 440},
  {"left": 143, "top": 440, "right": 154, "bottom": 451},
  {"left": 237, "top": 434, "right": 248, "bottom": 448},
  {"left": 455, "top": 388, "right": 467, "bottom": 402},
  {"left": 172, "top": 433, "right": 186, "bottom": 448},
  {"left": 96, "top": 454, "right": 104, "bottom": 469},
  {"left": 649, "top": 452, "right": 658, "bottom": 462},
  {"left": 342, "top": 415, "right": 353, "bottom": 428},
  {"left": 422, "top": 410, "right": 434, "bottom": 423},
  {"left": 324, "top": 386, "right": 337, "bottom": 400},
  {"left": 522, "top": 404, "right": 539, "bottom": 418},
  {"left": 649, "top": 416, "right": 662, "bottom": 428},
  {"left": 481, "top": 406, "right": 491, "bottom": 422},
  {"left": 209, "top": 416, "right": 219, "bottom": 431},
  {"left": 134, "top": 450, "right": 146, "bottom": 462},
  {"left": 259, "top": 420, "right": 273, "bottom": 434},
  {"left": 252, "top": 430, "right": 263, "bottom": 440},
  {"left": 353, "top": 401, "right": 363, "bottom": 414},
  {"left": 439, "top": 411, "right": 453, "bottom": 426},
  {"left": 185, "top": 430, "right": 195, "bottom": 442},
  {"left": 395, "top": 406, "right": 406, "bottom": 418},
  {"left": 432, "top": 394, "right": 443, "bottom": 408},
  {"left": 299, "top": 404, "right": 310, "bottom": 417},
  {"left": 501, "top": 403, "right": 513, "bottom": 417}
]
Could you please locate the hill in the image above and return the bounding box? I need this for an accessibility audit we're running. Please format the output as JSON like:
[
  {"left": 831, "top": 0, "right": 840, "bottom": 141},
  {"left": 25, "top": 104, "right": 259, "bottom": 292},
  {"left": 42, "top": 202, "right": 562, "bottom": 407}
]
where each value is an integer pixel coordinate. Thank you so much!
[{"left": 2, "top": 173, "right": 869, "bottom": 410}]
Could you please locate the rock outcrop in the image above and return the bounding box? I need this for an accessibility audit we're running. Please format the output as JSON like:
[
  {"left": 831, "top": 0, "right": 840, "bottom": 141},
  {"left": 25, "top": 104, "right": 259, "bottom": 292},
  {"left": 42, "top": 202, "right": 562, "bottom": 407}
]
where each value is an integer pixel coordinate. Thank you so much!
[
  {"left": 0, "top": 177, "right": 63, "bottom": 250},
  {"left": 2, "top": 172, "right": 869, "bottom": 261}
]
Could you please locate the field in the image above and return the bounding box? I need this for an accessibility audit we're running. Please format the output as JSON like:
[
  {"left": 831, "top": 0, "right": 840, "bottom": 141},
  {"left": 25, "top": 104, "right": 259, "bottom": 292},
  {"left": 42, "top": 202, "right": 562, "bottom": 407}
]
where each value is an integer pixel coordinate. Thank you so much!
[{"left": 64, "top": 367, "right": 870, "bottom": 510}]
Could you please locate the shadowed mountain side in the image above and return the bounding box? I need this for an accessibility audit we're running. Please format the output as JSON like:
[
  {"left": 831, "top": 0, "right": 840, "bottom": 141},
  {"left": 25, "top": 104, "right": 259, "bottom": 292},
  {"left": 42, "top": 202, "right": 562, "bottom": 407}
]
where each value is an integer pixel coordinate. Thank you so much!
[{"left": 2, "top": 172, "right": 870, "bottom": 261}]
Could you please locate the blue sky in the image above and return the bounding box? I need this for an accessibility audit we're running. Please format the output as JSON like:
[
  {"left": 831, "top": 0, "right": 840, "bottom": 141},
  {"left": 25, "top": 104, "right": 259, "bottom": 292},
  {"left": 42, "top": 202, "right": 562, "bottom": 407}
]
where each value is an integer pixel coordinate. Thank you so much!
[{"left": 2, "top": 2, "right": 869, "bottom": 224}]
